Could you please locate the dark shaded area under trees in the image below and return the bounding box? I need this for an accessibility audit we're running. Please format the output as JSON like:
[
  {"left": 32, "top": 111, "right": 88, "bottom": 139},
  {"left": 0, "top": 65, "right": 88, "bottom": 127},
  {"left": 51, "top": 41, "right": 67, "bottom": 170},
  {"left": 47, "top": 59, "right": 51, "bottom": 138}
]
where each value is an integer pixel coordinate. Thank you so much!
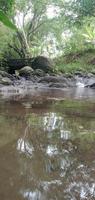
[{"left": 0, "top": 56, "right": 53, "bottom": 74}]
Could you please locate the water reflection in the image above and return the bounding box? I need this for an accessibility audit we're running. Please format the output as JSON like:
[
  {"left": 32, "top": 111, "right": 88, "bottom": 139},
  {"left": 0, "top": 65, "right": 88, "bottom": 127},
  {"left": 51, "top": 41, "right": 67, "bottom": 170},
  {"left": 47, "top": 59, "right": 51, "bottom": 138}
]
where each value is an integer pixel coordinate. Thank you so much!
[
  {"left": 0, "top": 99, "right": 95, "bottom": 200},
  {"left": 65, "top": 182, "right": 95, "bottom": 199},
  {"left": 60, "top": 130, "right": 71, "bottom": 140},
  {"left": 17, "top": 138, "right": 34, "bottom": 157},
  {"left": 21, "top": 189, "right": 43, "bottom": 200},
  {"left": 44, "top": 113, "right": 63, "bottom": 132},
  {"left": 0, "top": 86, "right": 95, "bottom": 101},
  {"left": 46, "top": 145, "right": 58, "bottom": 156}
]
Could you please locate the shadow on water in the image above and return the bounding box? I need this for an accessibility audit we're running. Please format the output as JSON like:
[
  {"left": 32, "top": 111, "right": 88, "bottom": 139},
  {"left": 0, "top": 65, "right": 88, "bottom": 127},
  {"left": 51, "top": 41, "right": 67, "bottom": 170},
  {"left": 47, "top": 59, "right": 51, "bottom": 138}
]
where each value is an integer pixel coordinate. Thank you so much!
[{"left": 0, "top": 87, "right": 95, "bottom": 200}]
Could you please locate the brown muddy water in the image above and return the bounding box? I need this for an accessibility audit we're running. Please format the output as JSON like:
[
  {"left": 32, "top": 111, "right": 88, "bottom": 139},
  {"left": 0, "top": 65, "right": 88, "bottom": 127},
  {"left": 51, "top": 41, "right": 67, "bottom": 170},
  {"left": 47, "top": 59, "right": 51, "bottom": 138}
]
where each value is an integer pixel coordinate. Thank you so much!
[{"left": 0, "top": 87, "right": 95, "bottom": 200}]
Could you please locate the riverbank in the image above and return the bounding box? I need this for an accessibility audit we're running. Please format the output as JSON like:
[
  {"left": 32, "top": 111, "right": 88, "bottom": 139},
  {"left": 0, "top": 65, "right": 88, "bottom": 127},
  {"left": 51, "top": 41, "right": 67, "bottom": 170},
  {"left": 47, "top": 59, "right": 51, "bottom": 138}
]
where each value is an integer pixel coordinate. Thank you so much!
[
  {"left": 54, "top": 49, "right": 95, "bottom": 74},
  {"left": 0, "top": 69, "right": 95, "bottom": 90},
  {"left": 0, "top": 68, "right": 95, "bottom": 102},
  {"left": 0, "top": 49, "right": 95, "bottom": 91}
]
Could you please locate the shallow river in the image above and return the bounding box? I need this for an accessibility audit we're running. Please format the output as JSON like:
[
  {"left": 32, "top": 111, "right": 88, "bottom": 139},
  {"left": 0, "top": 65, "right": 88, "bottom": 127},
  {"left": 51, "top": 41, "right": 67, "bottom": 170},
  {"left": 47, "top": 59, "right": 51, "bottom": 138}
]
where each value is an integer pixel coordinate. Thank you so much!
[{"left": 0, "top": 87, "right": 95, "bottom": 200}]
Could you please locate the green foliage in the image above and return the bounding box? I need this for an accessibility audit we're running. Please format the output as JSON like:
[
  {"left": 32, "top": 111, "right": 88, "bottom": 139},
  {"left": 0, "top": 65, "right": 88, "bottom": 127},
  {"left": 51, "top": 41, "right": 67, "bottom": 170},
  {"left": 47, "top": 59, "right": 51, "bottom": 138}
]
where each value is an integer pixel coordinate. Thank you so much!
[
  {"left": 54, "top": 49, "right": 95, "bottom": 73},
  {"left": 0, "top": 0, "right": 17, "bottom": 30},
  {"left": 0, "top": 23, "right": 14, "bottom": 60},
  {"left": 1, "top": 0, "right": 64, "bottom": 58},
  {"left": 0, "top": 10, "right": 17, "bottom": 30},
  {"left": 0, "top": 0, "right": 14, "bottom": 13},
  {"left": 0, "top": 0, "right": 95, "bottom": 74},
  {"left": 76, "top": 0, "right": 95, "bottom": 17},
  {"left": 60, "top": 0, "right": 95, "bottom": 26}
]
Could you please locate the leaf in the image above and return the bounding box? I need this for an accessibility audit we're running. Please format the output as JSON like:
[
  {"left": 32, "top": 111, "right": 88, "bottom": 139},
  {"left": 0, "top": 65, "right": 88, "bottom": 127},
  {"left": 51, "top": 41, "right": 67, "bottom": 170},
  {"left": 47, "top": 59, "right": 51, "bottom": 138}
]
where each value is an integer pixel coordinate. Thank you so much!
[{"left": 0, "top": 10, "right": 17, "bottom": 30}]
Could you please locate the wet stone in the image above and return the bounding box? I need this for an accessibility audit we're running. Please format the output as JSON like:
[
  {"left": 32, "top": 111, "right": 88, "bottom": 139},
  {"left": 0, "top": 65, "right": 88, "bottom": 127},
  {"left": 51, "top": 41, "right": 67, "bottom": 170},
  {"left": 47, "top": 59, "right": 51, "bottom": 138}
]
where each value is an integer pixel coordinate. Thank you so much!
[
  {"left": 19, "top": 66, "right": 34, "bottom": 77},
  {"left": 0, "top": 77, "right": 13, "bottom": 85}
]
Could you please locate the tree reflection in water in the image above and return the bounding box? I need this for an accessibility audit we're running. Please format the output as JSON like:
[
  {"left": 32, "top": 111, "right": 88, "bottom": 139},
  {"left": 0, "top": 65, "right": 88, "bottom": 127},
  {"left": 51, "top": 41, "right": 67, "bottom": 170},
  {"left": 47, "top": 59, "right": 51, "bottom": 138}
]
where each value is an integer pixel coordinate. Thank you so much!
[
  {"left": 20, "top": 189, "right": 43, "bottom": 200},
  {"left": 17, "top": 138, "right": 34, "bottom": 157},
  {"left": 15, "top": 110, "right": 95, "bottom": 200},
  {"left": 0, "top": 93, "right": 95, "bottom": 199},
  {"left": 17, "top": 123, "right": 34, "bottom": 157}
]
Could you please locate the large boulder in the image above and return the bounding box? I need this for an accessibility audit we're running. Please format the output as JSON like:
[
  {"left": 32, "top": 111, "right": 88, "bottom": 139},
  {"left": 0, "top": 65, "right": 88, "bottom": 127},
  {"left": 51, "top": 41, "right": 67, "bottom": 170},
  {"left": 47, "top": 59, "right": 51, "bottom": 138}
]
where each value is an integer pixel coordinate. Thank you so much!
[
  {"left": 31, "top": 56, "right": 53, "bottom": 72},
  {"left": 8, "top": 56, "right": 53, "bottom": 74}
]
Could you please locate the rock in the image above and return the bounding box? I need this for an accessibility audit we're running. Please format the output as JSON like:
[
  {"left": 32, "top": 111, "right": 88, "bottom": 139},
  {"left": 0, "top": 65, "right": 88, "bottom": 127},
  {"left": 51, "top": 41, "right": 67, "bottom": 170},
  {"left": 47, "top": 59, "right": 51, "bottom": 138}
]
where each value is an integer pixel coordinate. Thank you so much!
[
  {"left": 85, "top": 73, "right": 94, "bottom": 78},
  {"left": 38, "top": 75, "right": 76, "bottom": 87},
  {"left": 19, "top": 66, "right": 34, "bottom": 77},
  {"left": 38, "top": 76, "right": 67, "bottom": 83},
  {"left": 8, "top": 56, "right": 53, "bottom": 74},
  {"left": 74, "top": 71, "right": 83, "bottom": 77},
  {"left": 85, "top": 75, "right": 95, "bottom": 88},
  {"left": 85, "top": 82, "right": 95, "bottom": 88},
  {"left": 49, "top": 82, "right": 68, "bottom": 88},
  {"left": 31, "top": 56, "right": 53, "bottom": 72},
  {"left": 33, "top": 69, "right": 45, "bottom": 77},
  {"left": 0, "top": 70, "right": 10, "bottom": 77},
  {"left": 85, "top": 76, "right": 95, "bottom": 86},
  {"left": 89, "top": 83, "right": 95, "bottom": 88},
  {"left": 0, "top": 74, "right": 2, "bottom": 79},
  {"left": 65, "top": 73, "right": 74, "bottom": 78},
  {"left": 0, "top": 70, "right": 14, "bottom": 80},
  {"left": 0, "top": 77, "right": 13, "bottom": 85}
]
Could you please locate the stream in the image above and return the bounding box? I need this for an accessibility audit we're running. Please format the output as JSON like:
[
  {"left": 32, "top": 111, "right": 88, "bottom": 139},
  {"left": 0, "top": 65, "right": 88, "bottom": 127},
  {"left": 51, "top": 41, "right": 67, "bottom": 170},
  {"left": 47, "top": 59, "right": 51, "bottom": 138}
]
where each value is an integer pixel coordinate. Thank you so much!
[{"left": 0, "top": 86, "right": 95, "bottom": 200}]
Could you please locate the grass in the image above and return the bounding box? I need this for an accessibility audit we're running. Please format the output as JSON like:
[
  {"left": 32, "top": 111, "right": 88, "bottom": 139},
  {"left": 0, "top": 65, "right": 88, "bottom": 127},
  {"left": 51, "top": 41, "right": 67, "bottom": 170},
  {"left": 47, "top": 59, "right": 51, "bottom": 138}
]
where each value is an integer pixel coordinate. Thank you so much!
[{"left": 54, "top": 49, "right": 95, "bottom": 74}]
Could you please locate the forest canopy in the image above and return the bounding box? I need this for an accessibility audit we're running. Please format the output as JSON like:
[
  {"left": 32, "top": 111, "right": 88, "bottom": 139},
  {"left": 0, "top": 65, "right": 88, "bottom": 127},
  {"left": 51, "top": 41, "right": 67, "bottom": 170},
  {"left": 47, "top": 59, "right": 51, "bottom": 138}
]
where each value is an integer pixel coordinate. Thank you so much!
[{"left": 0, "top": 0, "right": 95, "bottom": 70}]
